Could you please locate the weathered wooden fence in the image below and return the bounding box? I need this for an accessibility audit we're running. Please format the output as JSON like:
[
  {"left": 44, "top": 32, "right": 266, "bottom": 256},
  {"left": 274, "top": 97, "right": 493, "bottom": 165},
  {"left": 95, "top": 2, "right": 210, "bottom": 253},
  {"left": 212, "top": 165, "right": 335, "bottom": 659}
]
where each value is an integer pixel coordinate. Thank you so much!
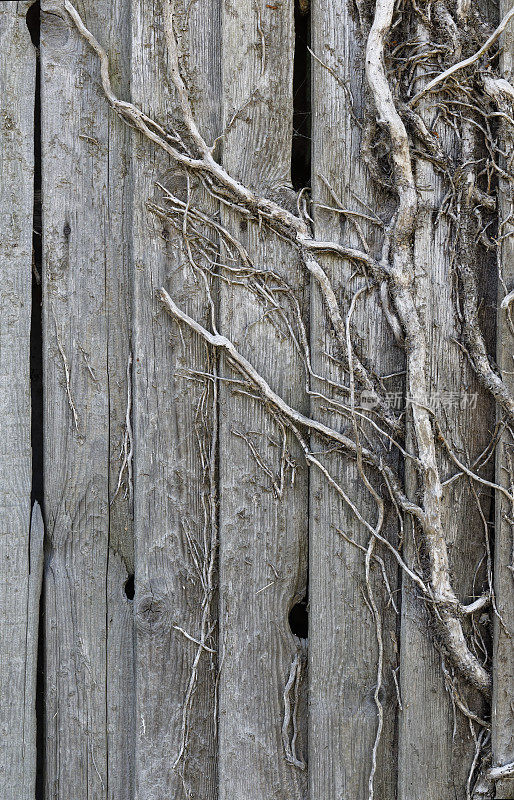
[{"left": 0, "top": 1, "right": 513, "bottom": 799}]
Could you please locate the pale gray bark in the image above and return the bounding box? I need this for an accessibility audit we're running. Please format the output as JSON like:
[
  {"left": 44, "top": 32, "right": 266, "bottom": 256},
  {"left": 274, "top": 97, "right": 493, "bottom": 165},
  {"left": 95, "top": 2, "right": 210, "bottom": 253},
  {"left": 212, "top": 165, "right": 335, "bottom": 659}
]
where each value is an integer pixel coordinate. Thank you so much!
[{"left": 0, "top": 5, "right": 36, "bottom": 798}]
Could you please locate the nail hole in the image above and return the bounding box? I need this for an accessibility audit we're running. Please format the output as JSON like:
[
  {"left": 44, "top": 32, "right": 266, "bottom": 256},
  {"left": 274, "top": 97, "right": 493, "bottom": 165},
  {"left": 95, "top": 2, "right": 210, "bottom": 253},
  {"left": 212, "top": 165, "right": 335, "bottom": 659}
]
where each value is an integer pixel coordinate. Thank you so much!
[{"left": 124, "top": 574, "right": 135, "bottom": 600}]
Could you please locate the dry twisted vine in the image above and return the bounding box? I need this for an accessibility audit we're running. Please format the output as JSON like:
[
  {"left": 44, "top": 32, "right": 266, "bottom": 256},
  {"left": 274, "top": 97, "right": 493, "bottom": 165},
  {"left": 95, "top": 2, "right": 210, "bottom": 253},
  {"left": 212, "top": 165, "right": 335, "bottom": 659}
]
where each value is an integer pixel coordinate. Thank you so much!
[{"left": 62, "top": 0, "right": 514, "bottom": 793}]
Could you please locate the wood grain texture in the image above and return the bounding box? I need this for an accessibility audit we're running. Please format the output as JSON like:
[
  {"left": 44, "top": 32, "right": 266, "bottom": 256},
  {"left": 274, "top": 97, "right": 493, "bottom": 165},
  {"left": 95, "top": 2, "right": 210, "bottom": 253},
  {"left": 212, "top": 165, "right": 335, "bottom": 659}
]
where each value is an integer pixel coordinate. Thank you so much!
[
  {"left": 11, "top": 2, "right": 512, "bottom": 797},
  {"left": 309, "top": 4, "right": 401, "bottom": 799},
  {"left": 103, "top": 0, "right": 135, "bottom": 795},
  {"left": 492, "top": 3, "right": 514, "bottom": 797},
  {"left": 397, "top": 105, "right": 495, "bottom": 800},
  {"left": 0, "top": 4, "right": 36, "bottom": 798},
  {"left": 218, "top": 3, "right": 309, "bottom": 798},
  {"left": 130, "top": 2, "right": 220, "bottom": 798},
  {"left": 40, "top": 1, "right": 133, "bottom": 796}
]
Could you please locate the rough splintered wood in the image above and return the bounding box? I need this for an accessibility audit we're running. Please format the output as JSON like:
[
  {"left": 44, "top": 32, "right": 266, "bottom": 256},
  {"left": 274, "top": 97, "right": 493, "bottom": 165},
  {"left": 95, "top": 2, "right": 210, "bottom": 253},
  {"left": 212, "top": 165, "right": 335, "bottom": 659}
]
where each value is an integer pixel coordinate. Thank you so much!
[
  {"left": 131, "top": 2, "right": 220, "bottom": 797},
  {"left": 492, "top": 3, "right": 514, "bottom": 797},
  {"left": 309, "top": 3, "right": 400, "bottom": 798},
  {"left": 27, "top": 502, "right": 44, "bottom": 780},
  {"left": 398, "top": 66, "right": 495, "bottom": 800},
  {"left": 41, "top": 1, "right": 133, "bottom": 797},
  {"left": 218, "top": 2, "right": 309, "bottom": 799},
  {"left": 101, "top": 0, "right": 135, "bottom": 795},
  {"left": 0, "top": 5, "right": 36, "bottom": 798}
]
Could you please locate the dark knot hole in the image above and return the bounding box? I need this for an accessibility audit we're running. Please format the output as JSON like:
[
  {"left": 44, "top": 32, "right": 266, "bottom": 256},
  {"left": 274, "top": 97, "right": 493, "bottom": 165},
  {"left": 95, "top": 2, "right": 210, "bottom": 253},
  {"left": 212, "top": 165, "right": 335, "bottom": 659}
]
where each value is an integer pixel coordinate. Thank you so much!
[
  {"left": 289, "top": 597, "right": 308, "bottom": 639},
  {"left": 124, "top": 574, "right": 135, "bottom": 600}
]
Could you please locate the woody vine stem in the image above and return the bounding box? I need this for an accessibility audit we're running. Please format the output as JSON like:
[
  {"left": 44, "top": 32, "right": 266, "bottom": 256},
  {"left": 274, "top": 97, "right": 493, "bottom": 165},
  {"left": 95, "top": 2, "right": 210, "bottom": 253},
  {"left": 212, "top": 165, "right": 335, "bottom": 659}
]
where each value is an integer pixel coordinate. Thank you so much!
[{"left": 62, "top": 0, "right": 513, "bottom": 795}]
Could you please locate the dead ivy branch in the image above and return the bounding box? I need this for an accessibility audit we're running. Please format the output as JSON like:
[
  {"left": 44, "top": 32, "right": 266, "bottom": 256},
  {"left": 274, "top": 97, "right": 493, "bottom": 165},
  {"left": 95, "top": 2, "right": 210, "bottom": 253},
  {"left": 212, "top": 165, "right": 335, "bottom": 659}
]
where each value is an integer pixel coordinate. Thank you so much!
[
  {"left": 158, "top": 288, "right": 420, "bottom": 522},
  {"left": 409, "top": 6, "right": 514, "bottom": 107},
  {"left": 111, "top": 353, "right": 134, "bottom": 504},
  {"left": 282, "top": 650, "right": 306, "bottom": 771},
  {"left": 366, "top": 0, "right": 493, "bottom": 696},
  {"left": 52, "top": 307, "right": 79, "bottom": 434},
  {"left": 62, "top": 0, "right": 514, "bottom": 789},
  {"left": 487, "top": 760, "right": 514, "bottom": 781}
]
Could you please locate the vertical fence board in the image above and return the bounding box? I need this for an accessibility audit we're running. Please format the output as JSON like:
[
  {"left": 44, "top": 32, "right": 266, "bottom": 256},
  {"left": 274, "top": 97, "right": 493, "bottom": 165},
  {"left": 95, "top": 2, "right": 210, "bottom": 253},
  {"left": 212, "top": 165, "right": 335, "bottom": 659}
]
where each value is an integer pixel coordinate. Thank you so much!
[
  {"left": 309, "top": 4, "right": 400, "bottom": 798},
  {"left": 131, "top": 2, "right": 220, "bottom": 797},
  {"left": 0, "top": 5, "right": 36, "bottom": 798},
  {"left": 492, "top": 4, "right": 514, "bottom": 797},
  {"left": 398, "top": 104, "right": 494, "bottom": 800},
  {"left": 218, "top": 3, "right": 309, "bottom": 798},
  {"left": 41, "top": 1, "right": 132, "bottom": 797},
  {"left": 102, "top": 1, "right": 136, "bottom": 796}
]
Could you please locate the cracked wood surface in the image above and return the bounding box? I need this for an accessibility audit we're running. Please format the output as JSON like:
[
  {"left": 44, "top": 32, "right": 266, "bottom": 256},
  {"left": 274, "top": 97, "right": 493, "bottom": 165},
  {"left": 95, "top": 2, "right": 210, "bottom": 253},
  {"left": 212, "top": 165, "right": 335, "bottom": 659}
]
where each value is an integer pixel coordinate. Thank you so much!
[
  {"left": 131, "top": 1, "right": 219, "bottom": 797},
  {"left": 309, "top": 2, "right": 401, "bottom": 797},
  {"left": 398, "top": 121, "right": 495, "bottom": 800},
  {"left": 1, "top": 0, "right": 512, "bottom": 797},
  {"left": 40, "top": 0, "right": 133, "bottom": 797},
  {"left": 218, "top": 2, "right": 308, "bottom": 798},
  {"left": 492, "top": 3, "right": 514, "bottom": 797},
  {"left": 0, "top": 5, "right": 38, "bottom": 798}
]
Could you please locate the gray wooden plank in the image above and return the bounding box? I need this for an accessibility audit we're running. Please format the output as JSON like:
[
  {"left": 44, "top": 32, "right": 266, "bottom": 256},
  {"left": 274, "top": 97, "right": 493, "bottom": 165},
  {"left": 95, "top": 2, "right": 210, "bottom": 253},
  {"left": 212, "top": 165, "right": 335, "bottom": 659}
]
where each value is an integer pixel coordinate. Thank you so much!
[
  {"left": 102, "top": 0, "right": 136, "bottom": 795},
  {"left": 492, "top": 3, "right": 514, "bottom": 797},
  {"left": 218, "top": 4, "right": 308, "bottom": 799},
  {"left": 27, "top": 500, "right": 45, "bottom": 785},
  {"left": 130, "top": 2, "right": 220, "bottom": 797},
  {"left": 397, "top": 91, "right": 495, "bottom": 800},
  {"left": 41, "top": 1, "right": 133, "bottom": 796},
  {"left": 309, "top": 3, "right": 401, "bottom": 798},
  {"left": 0, "top": 4, "right": 36, "bottom": 798}
]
